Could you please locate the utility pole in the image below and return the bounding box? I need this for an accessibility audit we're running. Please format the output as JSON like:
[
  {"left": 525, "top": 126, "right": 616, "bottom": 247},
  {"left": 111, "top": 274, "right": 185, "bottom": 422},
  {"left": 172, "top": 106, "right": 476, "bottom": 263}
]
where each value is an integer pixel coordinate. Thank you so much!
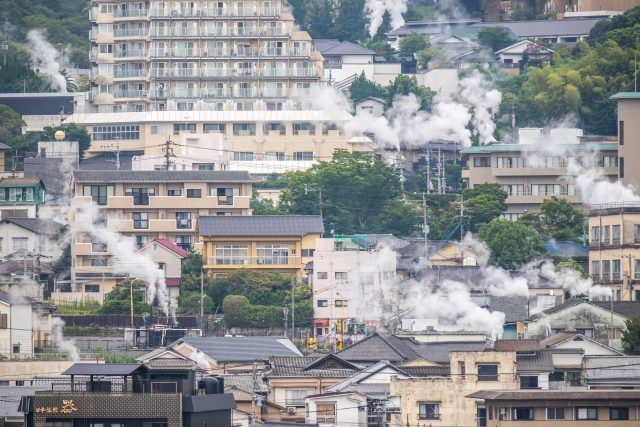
[
  {"left": 251, "top": 361, "right": 258, "bottom": 427},
  {"left": 511, "top": 98, "right": 517, "bottom": 142},
  {"left": 130, "top": 278, "right": 135, "bottom": 327},
  {"left": 162, "top": 138, "right": 174, "bottom": 170},
  {"left": 200, "top": 267, "right": 204, "bottom": 321},
  {"left": 115, "top": 138, "right": 120, "bottom": 170},
  {"left": 2, "top": 20, "right": 10, "bottom": 67},
  {"left": 460, "top": 193, "right": 465, "bottom": 242},
  {"left": 283, "top": 307, "right": 289, "bottom": 338},
  {"left": 11, "top": 151, "right": 22, "bottom": 177},
  {"left": 422, "top": 193, "right": 429, "bottom": 264},
  {"left": 291, "top": 275, "right": 295, "bottom": 341},
  {"left": 425, "top": 145, "right": 430, "bottom": 194}
]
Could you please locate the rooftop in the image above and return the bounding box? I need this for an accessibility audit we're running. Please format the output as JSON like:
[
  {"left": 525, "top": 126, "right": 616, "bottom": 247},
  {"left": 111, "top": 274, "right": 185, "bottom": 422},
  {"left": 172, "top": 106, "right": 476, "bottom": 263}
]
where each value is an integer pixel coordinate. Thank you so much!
[
  {"left": 61, "top": 363, "right": 147, "bottom": 376},
  {"left": 467, "top": 389, "right": 640, "bottom": 401},
  {"left": 589, "top": 201, "right": 640, "bottom": 216},
  {"left": 611, "top": 92, "right": 640, "bottom": 99},
  {"left": 140, "top": 239, "right": 190, "bottom": 258},
  {"left": 73, "top": 170, "right": 254, "bottom": 183},
  {"left": 0, "top": 218, "right": 64, "bottom": 236},
  {"left": 584, "top": 356, "right": 640, "bottom": 380},
  {"left": 181, "top": 336, "right": 302, "bottom": 362},
  {"left": 198, "top": 215, "right": 325, "bottom": 237},
  {"left": 545, "top": 240, "right": 589, "bottom": 256},
  {"left": 460, "top": 143, "right": 618, "bottom": 153},
  {"left": 473, "top": 18, "right": 604, "bottom": 37},
  {"left": 0, "top": 177, "right": 45, "bottom": 189},
  {"left": 315, "top": 40, "right": 376, "bottom": 55},
  {"left": 80, "top": 150, "right": 144, "bottom": 171},
  {"left": 268, "top": 354, "right": 361, "bottom": 378}
]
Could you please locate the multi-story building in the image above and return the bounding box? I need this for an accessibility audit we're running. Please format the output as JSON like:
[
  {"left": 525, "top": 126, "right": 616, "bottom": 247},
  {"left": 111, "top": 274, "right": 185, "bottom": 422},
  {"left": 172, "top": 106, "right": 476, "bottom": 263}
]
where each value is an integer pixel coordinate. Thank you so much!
[
  {"left": 0, "top": 177, "right": 47, "bottom": 220},
  {"left": 612, "top": 92, "right": 640, "bottom": 189},
  {"left": 460, "top": 128, "right": 618, "bottom": 219},
  {"left": 88, "top": 0, "right": 323, "bottom": 114},
  {"left": 588, "top": 202, "right": 640, "bottom": 300},
  {"left": 65, "top": 170, "right": 254, "bottom": 303}
]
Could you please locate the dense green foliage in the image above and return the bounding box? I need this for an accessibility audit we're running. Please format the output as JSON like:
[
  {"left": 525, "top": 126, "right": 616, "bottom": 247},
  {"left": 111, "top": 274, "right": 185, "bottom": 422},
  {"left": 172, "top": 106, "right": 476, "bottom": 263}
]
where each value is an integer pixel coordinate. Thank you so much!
[
  {"left": 348, "top": 72, "right": 387, "bottom": 103},
  {"left": 518, "top": 196, "right": 586, "bottom": 242},
  {"left": 99, "top": 280, "right": 151, "bottom": 315},
  {"left": 397, "top": 32, "right": 428, "bottom": 57},
  {"left": 476, "top": 220, "right": 548, "bottom": 269},
  {"left": 622, "top": 316, "right": 640, "bottom": 355},
  {"left": 477, "top": 27, "right": 517, "bottom": 52},
  {"left": 278, "top": 150, "right": 421, "bottom": 235}
]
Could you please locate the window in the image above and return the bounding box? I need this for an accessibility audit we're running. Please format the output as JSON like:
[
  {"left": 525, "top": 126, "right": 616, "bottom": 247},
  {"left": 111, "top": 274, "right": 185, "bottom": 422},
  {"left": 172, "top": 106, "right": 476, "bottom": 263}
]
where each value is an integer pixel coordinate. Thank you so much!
[
  {"left": 12, "top": 238, "right": 28, "bottom": 250},
  {"left": 335, "top": 300, "right": 348, "bottom": 307},
  {"left": 12, "top": 344, "right": 20, "bottom": 354},
  {"left": 501, "top": 184, "right": 524, "bottom": 196},
  {"left": 418, "top": 404, "right": 439, "bottom": 419},
  {"left": 317, "top": 272, "right": 328, "bottom": 279},
  {"left": 98, "top": 64, "right": 114, "bottom": 74},
  {"left": 620, "top": 120, "right": 624, "bottom": 145},
  {"left": 474, "top": 157, "right": 491, "bottom": 167},
  {"left": 151, "top": 382, "right": 177, "bottom": 393},
  {"left": 168, "top": 190, "right": 182, "bottom": 197},
  {"left": 513, "top": 408, "right": 533, "bottom": 420},
  {"left": 316, "top": 404, "right": 336, "bottom": 423},
  {"left": 613, "top": 259, "right": 621, "bottom": 280},
  {"left": 293, "top": 151, "right": 314, "bottom": 161},
  {"left": 84, "top": 185, "right": 115, "bottom": 205},
  {"left": 496, "top": 157, "right": 524, "bottom": 168},
  {"left": 292, "top": 123, "right": 315, "bottom": 135},
  {"left": 264, "top": 152, "right": 285, "bottom": 161},
  {"left": 93, "top": 125, "right": 140, "bottom": 140},
  {"left": 91, "top": 258, "right": 108, "bottom": 267},
  {"left": 151, "top": 125, "right": 167, "bottom": 135},
  {"left": 478, "top": 365, "right": 498, "bottom": 381},
  {"left": 176, "top": 212, "right": 192, "bottom": 229},
  {"left": 603, "top": 156, "right": 618, "bottom": 167},
  {"left": 620, "top": 157, "right": 625, "bottom": 178},
  {"left": 173, "top": 123, "right": 196, "bottom": 135},
  {"left": 567, "top": 184, "right": 576, "bottom": 195},
  {"left": 234, "top": 152, "right": 255, "bottom": 161},
  {"left": 576, "top": 328, "right": 594, "bottom": 338},
  {"left": 216, "top": 212, "right": 232, "bottom": 216},
  {"left": 204, "top": 124, "right": 226, "bottom": 134},
  {"left": 317, "top": 300, "right": 328, "bottom": 307},
  {"left": 215, "top": 244, "right": 247, "bottom": 264},
  {"left": 214, "top": 188, "right": 239, "bottom": 205},
  {"left": 0, "top": 314, "right": 6, "bottom": 329},
  {"left": 39, "top": 315, "right": 49, "bottom": 325},
  {"left": 197, "top": 164, "right": 215, "bottom": 171},
  {"left": 98, "top": 84, "right": 113, "bottom": 94},
  {"left": 93, "top": 212, "right": 108, "bottom": 229},
  {"left": 175, "top": 236, "right": 192, "bottom": 251},
  {"left": 520, "top": 376, "right": 538, "bottom": 389},
  {"left": 611, "top": 408, "right": 629, "bottom": 420},
  {"left": 266, "top": 102, "right": 283, "bottom": 111},
  {"left": 92, "top": 236, "right": 107, "bottom": 252},
  {"left": 133, "top": 212, "right": 149, "bottom": 229},
  {"left": 187, "top": 189, "right": 201, "bottom": 198},
  {"left": 85, "top": 284, "right": 100, "bottom": 293},
  {"left": 286, "top": 389, "right": 313, "bottom": 406},
  {"left": 603, "top": 225, "right": 610, "bottom": 244},
  {"left": 233, "top": 123, "right": 256, "bottom": 136},
  {"left": 335, "top": 272, "right": 348, "bottom": 279},
  {"left": 613, "top": 225, "right": 621, "bottom": 244},
  {"left": 301, "top": 249, "right": 315, "bottom": 257},
  {"left": 576, "top": 408, "right": 597, "bottom": 420},
  {"left": 602, "top": 260, "right": 610, "bottom": 280},
  {"left": 592, "top": 226, "right": 601, "bottom": 245},
  {"left": 126, "top": 188, "right": 155, "bottom": 205},
  {"left": 15, "top": 380, "right": 24, "bottom": 386},
  {"left": 257, "top": 244, "right": 289, "bottom": 264},
  {"left": 531, "top": 184, "right": 561, "bottom": 196}
]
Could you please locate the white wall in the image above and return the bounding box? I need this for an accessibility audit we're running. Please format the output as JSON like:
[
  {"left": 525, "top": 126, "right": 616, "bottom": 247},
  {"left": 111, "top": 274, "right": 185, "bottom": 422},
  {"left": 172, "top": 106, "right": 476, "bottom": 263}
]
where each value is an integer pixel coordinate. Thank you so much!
[
  {"left": 0, "top": 222, "right": 62, "bottom": 262},
  {"left": 355, "top": 99, "right": 384, "bottom": 117},
  {"left": 306, "top": 393, "right": 367, "bottom": 427},
  {"left": 417, "top": 69, "right": 460, "bottom": 97},
  {"left": 11, "top": 304, "right": 34, "bottom": 355}
]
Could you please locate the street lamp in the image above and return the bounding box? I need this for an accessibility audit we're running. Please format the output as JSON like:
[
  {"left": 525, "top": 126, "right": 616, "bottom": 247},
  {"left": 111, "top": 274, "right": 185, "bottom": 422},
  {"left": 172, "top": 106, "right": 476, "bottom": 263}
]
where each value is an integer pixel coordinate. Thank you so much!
[{"left": 2, "top": 42, "right": 8, "bottom": 66}]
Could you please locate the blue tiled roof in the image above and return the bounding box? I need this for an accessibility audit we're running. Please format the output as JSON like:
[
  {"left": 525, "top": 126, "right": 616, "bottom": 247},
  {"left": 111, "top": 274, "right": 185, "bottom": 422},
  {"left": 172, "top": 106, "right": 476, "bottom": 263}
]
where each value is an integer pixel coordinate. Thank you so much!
[{"left": 545, "top": 241, "right": 588, "bottom": 256}]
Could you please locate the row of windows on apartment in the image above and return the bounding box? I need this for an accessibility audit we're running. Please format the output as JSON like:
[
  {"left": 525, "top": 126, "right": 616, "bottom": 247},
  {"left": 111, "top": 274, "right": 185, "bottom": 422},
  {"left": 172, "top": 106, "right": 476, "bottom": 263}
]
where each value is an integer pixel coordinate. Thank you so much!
[
  {"left": 96, "top": 62, "right": 309, "bottom": 74},
  {"left": 316, "top": 299, "right": 347, "bottom": 307},
  {"left": 590, "top": 225, "right": 625, "bottom": 245},
  {"left": 83, "top": 186, "right": 240, "bottom": 205},
  {"left": 0, "top": 187, "right": 35, "bottom": 202},
  {"left": 465, "top": 406, "right": 630, "bottom": 421},
  {"left": 0, "top": 237, "right": 56, "bottom": 252},
  {"left": 212, "top": 244, "right": 314, "bottom": 259},
  {"left": 90, "top": 235, "right": 192, "bottom": 252},
  {"left": 97, "top": 100, "right": 305, "bottom": 113},
  {"left": 98, "top": 2, "right": 279, "bottom": 12},
  {"left": 500, "top": 184, "right": 579, "bottom": 196},
  {"left": 473, "top": 155, "right": 618, "bottom": 168}
]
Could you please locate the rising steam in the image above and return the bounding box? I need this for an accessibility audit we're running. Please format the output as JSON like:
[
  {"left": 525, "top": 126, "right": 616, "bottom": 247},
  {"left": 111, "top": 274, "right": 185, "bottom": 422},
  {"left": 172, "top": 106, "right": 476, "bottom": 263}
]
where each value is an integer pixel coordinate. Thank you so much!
[
  {"left": 26, "top": 30, "right": 69, "bottom": 93},
  {"left": 52, "top": 318, "right": 80, "bottom": 361},
  {"left": 365, "top": 0, "right": 407, "bottom": 36}
]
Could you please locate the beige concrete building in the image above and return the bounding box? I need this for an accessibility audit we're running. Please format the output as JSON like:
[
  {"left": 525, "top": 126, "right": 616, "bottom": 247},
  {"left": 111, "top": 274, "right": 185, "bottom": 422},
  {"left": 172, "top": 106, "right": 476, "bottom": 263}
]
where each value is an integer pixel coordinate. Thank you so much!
[
  {"left": 461, "top": 128, "right": 618, "bottom": 219},
  {"left": 88, "top": 0, "right": 323, "bottom": 113},
  {"left": 390, "top": 350, "right": 519, "bottom": 427},
  {"left": 65, "top": 170, "right": 254, "bottom": 303},
  {"left": 588, "top": 202, "right": 640, "bottom": 300},
  {"left": 612, "top": 92, "right": 640, "bottom": 190}
]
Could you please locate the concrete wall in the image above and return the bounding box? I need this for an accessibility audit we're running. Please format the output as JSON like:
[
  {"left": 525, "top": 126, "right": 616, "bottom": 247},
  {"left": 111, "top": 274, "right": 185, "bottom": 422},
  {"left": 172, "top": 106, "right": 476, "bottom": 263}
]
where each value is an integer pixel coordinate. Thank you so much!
[
  {"left": 0, "top": 222, "right": 63, "bottom": 262},
  {"left": 416, "top": 69, "right": 459, "bottom": 97},
  {"left": 355, "top": 99, "right": 384, "bottom": 117},
  {"left": 618, "top": 99, "right": 639, "bottom": 188},
  {"left": 306, "top": 393, "right": 367, "bottom": 427}
]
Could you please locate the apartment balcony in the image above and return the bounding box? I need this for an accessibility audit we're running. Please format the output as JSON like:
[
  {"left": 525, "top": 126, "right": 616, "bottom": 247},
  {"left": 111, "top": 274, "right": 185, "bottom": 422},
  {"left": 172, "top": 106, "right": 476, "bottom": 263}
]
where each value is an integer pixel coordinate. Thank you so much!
[
  {"left": 89, "top": 30, "right": 98, "bottom": 41},
  {"left": 506, "top": 192, "right": 582, "bottom": 205},
  {"left": 173, "top": 48, "right": 201, "bottom": 57},
  {"left": 229, "top": 28, "right": 260, "bottom": 37},
  {"left": 89, "top": 8, "right": 99, "bottom": 21},
  {"left": 90, "top": 70, "right": 97, "bottom": 81},
  {"left": 261, "top": 68, "right": 289, "bottom": 77},
  {"left": 149, "top": 28, "right": 170, "bottom": 37},
  {"left": 233, "top": 8, "right": 259, "bottom": 16},
  {"left": 262, "top": 88, "right": 288, "bottom": 97},
  {"left": 87, "top": 91, "right": 97, "bottom": 101},
  {"left": 113, "top": 29, "right": 148, "bottom": 38},
  {"left": 231, "top": 48, "right": 259, "bottom": 58},
  {"left": 92, "top": 195, "right": 250, "bottom": 210},
  {"left": 292, "top": 68, "right": 319, "bottom": 78},
  {"left": 202, "top": 68, "right": 232, "bottom": 78},
  {"left": 492, "top": 164, "right": 618, "bottom": 177},
  {"left": 116, "top": 219, "right": 190, "bottom": 233},
  {"left": 203, "top": 48, "right": 230, "bottom": 57},
  {"left": 113, "top": 9, "right": 148, "bottom": 18},
  {"left": 261, "top": 48, "right": 288, "bottom": 57},
  {"left": 170, "top": 69, "right": 200, "bottom": 79},
  {"left": 290, "top": 48, "right": 311, "bottom": 57},
  {"left": 149, "top": 90, "right": 170, "bottom": 99},
  {"left": 231, "top": 68, "right": 259, "bottom": 78},
  {"left": 206, "top": 256, "right": 302, "bottom": 267},
  {"left": 113, "top": 90, "right": 147, "bottom": 99},
  {"left": 114, "top": 69, "right": 146, "bottom": 78},
  {"left": 262, "top": 7, "right": 280, "bottom": 16},
  {"left": 114, "top": 49, "right": 147, "bottom": 58},
  {"left": 173, "top": 89, "right": 198, "bottom": 98},
  {"left": 262, "top": 27, "right": 289, "bottom": 37},
  {"left": 74, "top": 243, "right": 110, "bottom": 256},
  {"left": 150, "top": 49, "right": 171, "bottom": 58},
  {"left": 291, "top": 88, "right": 312, "bottom": 97},
  {"left": 202, "top": 88, "right": 229, "bottom": 98},
  {"left": 232, "top": 88, "right": 256, "bottom": 98},
  {"left": 202, "top": 8, "right": 227, "bottom": 17},
  {"left": 172, "top": 28, "right": 201, "bottom": 37}
]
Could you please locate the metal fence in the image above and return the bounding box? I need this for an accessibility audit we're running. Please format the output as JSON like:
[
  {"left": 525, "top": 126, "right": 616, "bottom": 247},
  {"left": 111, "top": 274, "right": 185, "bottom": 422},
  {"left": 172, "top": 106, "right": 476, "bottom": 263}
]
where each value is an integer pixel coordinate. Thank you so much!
[{"left": 55, "top": 314, "right": 197, "bottom": 328}]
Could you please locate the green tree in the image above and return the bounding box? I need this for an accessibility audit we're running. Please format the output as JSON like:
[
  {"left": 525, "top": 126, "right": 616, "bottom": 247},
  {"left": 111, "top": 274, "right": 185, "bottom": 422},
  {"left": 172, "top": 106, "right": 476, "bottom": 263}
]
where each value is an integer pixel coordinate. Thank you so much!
[
  {"left": 42, "top": 123, "right": 92, "bottom": 159},
  {"left": 477, "top": 26, "right": 517, "bottom": 52},
  {"left": 385, "top": 74, "right": 436, "bottom": 111},
  {"left": 417, "top": 46, "right": 451, "bottom": 69},
  {"left": 306, "top": 0, "right": 335, "bottom": 39},
  {"left": 181, "top": 252, "right": 204, "bottom": 276},
  {"left": 476, "top": 220, "right": 548, "bottom": 269},
  {"left": 278, "top": 150, "right": 421, "bottom": 235},
  {"left": 555, "top": 259, "right": 590, "bottom": 279},
  {"left": 178, "top": 292, "right": 214, "bottom": 314},
  {"left": 517, "top": 196, "right": 586, "bottom": 241},
  {"left": 332, "top": 0, "right": 367, "bottom": 43},
  {"left": 99, "top": 280, "right": 151, "bottom": 315},
  {"left": 221, "top": 295, "right": 251, "bottom": 326},
  {"left": 462, "top": 183, "right": 508, "bottom": 231},
  {"left": 348, "top": 71, "right": 387, "bottom": 103},
  {"left": 397, "top": 32, "right": 428, "bottom": 57},
  {"left": 251, "top": 188, "right": 279, "bottom": 215},
  {"left": 0, "top": 104, "right": 26, "bottom": 144},
  {"left": 622, "top": 316, "right": 640, "bottom": 355}
]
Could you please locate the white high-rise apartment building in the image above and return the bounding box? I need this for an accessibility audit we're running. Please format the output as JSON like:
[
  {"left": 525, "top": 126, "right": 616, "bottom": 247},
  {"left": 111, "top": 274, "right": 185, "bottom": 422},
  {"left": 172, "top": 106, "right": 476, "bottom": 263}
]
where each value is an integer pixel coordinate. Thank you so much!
[{"left": 89, "top": 1, "right": 324, "bottom": 113}]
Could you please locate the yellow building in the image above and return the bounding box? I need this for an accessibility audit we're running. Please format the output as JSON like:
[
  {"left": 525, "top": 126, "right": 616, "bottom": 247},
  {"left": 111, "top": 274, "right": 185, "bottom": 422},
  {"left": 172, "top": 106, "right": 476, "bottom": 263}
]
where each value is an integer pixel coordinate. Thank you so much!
[{"left": 197, "top": 215, "right": 324, "bottom": 276}]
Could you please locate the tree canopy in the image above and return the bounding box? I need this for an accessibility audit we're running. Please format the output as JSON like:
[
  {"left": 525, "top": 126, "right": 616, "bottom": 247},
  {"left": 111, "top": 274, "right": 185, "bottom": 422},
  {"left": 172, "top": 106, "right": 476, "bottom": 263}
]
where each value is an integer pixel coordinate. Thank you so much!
[
  {"left": 397, "top": 32, "right": 428, "bottom": 57},
  {"left": 99, "top": 280, "right": 151, "bottom": 315},
  {"left": 476, "top": 220, "right": 548, "bottom": 269},
  {"left": 517, "top": 196, "right": 586, "bottom": 242},
  {"left": 477, "top": 27, "right": 517, "bottom": 52},
  {"left": 622, "top": 316, "right": 640, "bottom": 355}
]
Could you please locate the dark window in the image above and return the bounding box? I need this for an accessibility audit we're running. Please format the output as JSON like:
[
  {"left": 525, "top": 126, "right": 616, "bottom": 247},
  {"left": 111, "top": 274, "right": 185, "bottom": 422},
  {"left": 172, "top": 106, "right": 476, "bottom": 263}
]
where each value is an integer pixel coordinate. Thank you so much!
[
  {"left": 15, "top": 380, "right": 24, "bottom": 386},
  {"left": 576, "top": 408, "right": 597, "bottom": 420},
  {"left": 474, "top": 157, "right": 491, "bottom": 167},
  {"left": 93, "top": 212, "right": 108, "bottom": 229},
  {"left": 151, "top": 382, "right": 177, "bottom": 393},
  {"left": 301, "top": 249, "right": 315, "bottom": 257},
  {"left": 317, "top": 300, "right": 328, "bottom": 307},
  {"left": 176, "top": 212, "right": 192, "bottom": 229},
  {"left": 203, "top": 123, "right": 226, "bottom": 134},
  {"left": 85, "top": 284, "right": 100, "bottom": 293},
  {"left": 620, "top": 120, "right": 624, "bottom": 145},
  {"left": 513, "top": 408, "right": 533, "bottom": 420},
  {"left": 520, "top": 376, "right": 539, "bottom": 389},
  {"left": 175, "top": 235, "right": 191, "bottom": 250},
  {"left": 12, "top": 344, "right": 20, "bottom": 354},
  {"left": 197, "top": 164, "right": 214, "bottom": 171},
  {"left": 620, "top": 157, "right": 625, "bottom": 178},
  {"left": 293, "top": 151, "right": 314, "bottom": 161},
  {"left": 173, "top": 123, "right": 196, "bottom": 135},
  {"left": 187, "top": 189, "right": 201, "bottom": 198},
  {"left": 126, "top": 188, "right": 154, "bottom": 205},
  {"left": 133, "top": 212, "right": 149, "bottom": 229},
  {"left": 292, "top": 123, "right": 315, "bottom": 135},
  {"left": 233, "top": 123, "right": 256, "bottom": 136},
  {"left": 611, "top": 408, "right": 629, "bottom": 420},
  {"left": 168, "top": 190, "right": 182, "bottom": 196},
  {"left": 84, "top": 185, "right": 115, "bottom": 205},
  {"left": 478, "top": 365, "right": 498, "bottom": 381},
  {"left": 317, "top": 272, "right": 327, "bottom": 279},
  {"left": 546, "top": 408, "right": 565, "bottom": 420},
  {"left": 91, "top": 258, "right": 108, "bottom": 267},
  {"left": 0, "top": 314, "right": 7, "bottom": 329},
  {"left": 418, "top": 404, "right": 439, "bottom": 419},
  {"left": 216, "top": 188, "right": 235, "bottom": 205},
  {"left": 91, "top": 236, "right": 107, "bottom": 252}
]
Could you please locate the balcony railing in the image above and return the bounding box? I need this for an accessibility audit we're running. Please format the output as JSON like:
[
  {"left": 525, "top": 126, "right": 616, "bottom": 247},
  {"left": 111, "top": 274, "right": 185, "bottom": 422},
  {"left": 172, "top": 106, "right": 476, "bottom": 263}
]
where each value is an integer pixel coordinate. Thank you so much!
[
  {"left": 89, "top": 30, "right": 98, "bottom": 41},
  {"left": 202, "top": 89, "right": 228, "bottom": 98},
  {"left": 176, "top": 219, "right": 192, "bottom": 229},
  {"left": 592, "top": 274, "right": 600, "bottom": 281},
  {"left": 149, "top": 69, "right": 170, "bottom": 78},
  {"left": 172, "top": 28, "right": 200, "bottom": 37},
  {"left": 232, "top": 48, "right": 259, "bottom": 57},
  {"left": 173, "top": 48, "right": 201, "bottom": 57},
  {"left": 613, "top": 238, "right": 621, "bottom": 245},
  {"left": 171, "top": 69, "right": 200, "bottom": 78},
  {"left": 173, "top": 89, "right": 198, "bottom": 98},
  {"left": 262, "top": 27, "right": 290, "bottom": 36},
  {"left": 113, "top": 90, "right": 147, "bottom": 98},
  {"left": 208, "top": 256, "right": 302, "bottom": 266},
  {"left": 89, "top": 8, "right": 99, "bottom": 21},
  {"left": 285, "top": 399, "right": 306, "bottom": 406},
  {"left": 232, "top": 68, "right": 258, "bottom": 77},
  {"left": 261, "top": 68, "right": 288, "bottom": 77},
  {"left": 202, "top": 68, "right": 231, "bottom": 78},
  {"left": 114, "top": 29, "right": 148, "bottom": 37},
  {"left": 92, "top": 243, "right": 108, "bottom": 253},
  {"left": 291, "top": 88, "right": 312, "bottom": 97},
  {"left": 150, "top": 49, "right": 170, "bottom": 57},
  {"left": 149, "top": 28, "right": 170, "bottom": 37},
  {"left": 232, "top": 89, "right": 255, "bottom": 98},
  {"left": 114, "top": 49, "right": 147, "bottom": 58},
  {"left": 202, "top": 8, "right": 227, "bottom": 16},
  {"left": 177, "top": 243, "right": 192, "bottom": 251},
  {"left": 262, "top": 88, "right": 288, "bottom": 97},
  {"left": 613, "top": 272, "right": 621, "bottom": 280},
  {"left": 292, "top": 68, "right": 318, "bottom": 77},
  {"left": 114, "top": 69, "right": 146, "bottom": 78},
  {"left": 203, "top": 48, "right": 229, "bottom": 57},
  {"left": 150, "top": 90, "right": 170, "bottom": 98},
  {"left": 113, "top": 9, "right": 148, "bottom": 17}
]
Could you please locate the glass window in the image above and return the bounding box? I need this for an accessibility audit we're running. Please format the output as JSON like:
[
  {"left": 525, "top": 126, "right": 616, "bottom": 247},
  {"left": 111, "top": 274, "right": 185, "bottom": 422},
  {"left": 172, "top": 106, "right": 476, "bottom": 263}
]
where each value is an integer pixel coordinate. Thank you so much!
[
  {"left": 317, "top": 272, "right": 327, "bottom": 279},
  {"left": 187, "top": 189, "right": 202, "bottom": 198},
  {"left": 335, "top": 272, "right": 348, "bottom": 279},
  {"left": 478, "top": 365, "right": 498, "bottom": 381},
  {"left": 473, "top": 157, "right": 490, "bottom": 167},
  {"left": 520, "top": 376, "right": 538, "bottom": 389},
  {"left": 613, "top": 259, "right": 621, "bottom": 280},
  {"left": 133, "top": 212, "right": 148, "bottom": 229},
  {"left": 335, "top": 300, "right": 348, "bottom": 307},
  {"left": 301, "top": 249, "right": 315, "bottom": 257},
  {"left": 204, "top": 124, "right": 226, "bottom": 134},
  {"left": 91, "top": 258, "right": 108, "bottom": 267},
  {"left": 233, "top": 123, "right": 256, "bottom": 136},
  {"left": 12, "top": 238, "right": 27, "bottom": 250},
  {"left": 151, "top": 125, "right": 167, "bottom": 135},
  {"left": 286, "top": 389, "right": 313, "bottom": 406},
  {"left": 418, "top": 404, "right": 439, "bottom": 419},
  {"left": 264, "top": 123, "right": 286, "bottom": 135},
  {"left": 292, "top": 123, "right": 315, "bottom": 135},
  {"left": 293, "top": 151, "right": 314, "bottom": 161},
  {"left": 173, "top": 123, "right": 196, "bottom": 135},
  {"left": 613, "top": 225, "right": 621, "bottom": 244},
  {"left": 316, "top": 404, "right": 336, "bottom": 423},
  {"left": 576, "top": 408, "right": 597, "bottom": 420},
  {"left": 317, "top": 300, "right": 328, "bottom": 307},
  {"left": 264, "top": 152, "right": 285, "bottom": 161},
  {"left": 93, "top": 125, "right": 140, "bottom": 140},
  {"left": 513, "top": 408, "right": 533, "bottom": 420},
  {"left": 151, "top": 382, "right": 177, "bottom": 393},
  {"left": 611, "top": 408, "right": 629, "bottom": 420},
  {"left": 84, "top": 185, "right": 115, "bottom": 205},
  {"left": 257, "top": 244, "right": 289, "bottom": 264},
  {"left": 168, "top": 190, "right": 182, "bottom": 196},
  {"left": 85, "top": 284, "right": 100, "bottom": 293},
  {"left": 91, "top": 236, "right": 107, "bottom": 252},
  {"left": 234, "top": 152, "right": 254, "bottom": 161},
  {"left": 93, "top": 212, "right": 108, "bottom": 229},
  {"left": 175, "top": 235, "right": 191, "bottom": 250},
  {"left": 176, "top": 212, "right": 192, "bottom": 229},
  {"left": 213, "top": 188, "right": 239, "bottom": 205},
  {"left": 602, "top": 260, "right": 610, "bottom": 279},
  {"left": 215, "top": 245, "right": 248, "bottom": 264},
  {"left": 125, "top": 188, "right": 155, "bottom": 205},
  {"left": 576, "top": 328, "right": 594, "bottom": 338}
]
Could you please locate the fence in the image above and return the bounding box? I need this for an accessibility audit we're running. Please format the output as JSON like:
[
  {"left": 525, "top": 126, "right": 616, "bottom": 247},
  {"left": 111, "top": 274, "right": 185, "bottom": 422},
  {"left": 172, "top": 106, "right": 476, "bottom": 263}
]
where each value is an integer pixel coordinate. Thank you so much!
[{"left": 55, "top": 314, "right": 197, "bottom": 328}]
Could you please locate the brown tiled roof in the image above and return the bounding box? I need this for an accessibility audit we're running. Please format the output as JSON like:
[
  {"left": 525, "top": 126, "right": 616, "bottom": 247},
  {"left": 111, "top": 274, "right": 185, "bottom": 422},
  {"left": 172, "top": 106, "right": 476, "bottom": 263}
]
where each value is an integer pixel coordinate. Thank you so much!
[
  {"left": 494, "top": 340, "right": 541, "bottom": 351},
  {"left": 267, "top": 356, "right": 358, "bottom": 378}
]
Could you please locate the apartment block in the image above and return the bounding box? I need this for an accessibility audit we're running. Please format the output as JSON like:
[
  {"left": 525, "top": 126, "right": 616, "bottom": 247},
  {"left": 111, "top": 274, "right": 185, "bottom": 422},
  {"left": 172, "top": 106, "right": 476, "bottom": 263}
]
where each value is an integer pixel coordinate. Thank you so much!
[
  {"left": 588, "top": 202, "right": 640, "bottom": 301},
  {"left": 460, "top": 128, "right": 618, "bottom": 219},
  {"left": 88, "top": 0, "right": 323, "bottom": 114},
  {"left": 66, "top": 170, "right": 254, "bottom": 303},
  {"left": 612, "top": 92, "right": 640, "bottom": 189}
]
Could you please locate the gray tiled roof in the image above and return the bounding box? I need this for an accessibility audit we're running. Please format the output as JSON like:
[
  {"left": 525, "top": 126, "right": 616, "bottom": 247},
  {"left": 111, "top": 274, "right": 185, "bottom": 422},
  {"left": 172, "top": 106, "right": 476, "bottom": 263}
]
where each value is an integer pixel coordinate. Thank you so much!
[
  {"left": 584, "top": 356, "right": 640, "bottom": 380},
  {"left": 336, "top": 333, "right": 422, "bottom": 363},
  {"left": 590, "top": 301, "right": 640, "bottom": 318},
  {"left": 80, "top": 151, "right": 144, "bottom": 171},
  {"left": 73, "top": 170, "right": 255, "bottom": 183},
  {"left": 468, "top": 389, "right": 640, "bottom": 400},
  {"left": 473, "top": 18, "right": 604, "bottom": 38},
  {"left": 397, "top": 366, "right": 450, "bottom": 377},
  {"left": 2, "top": 218, "right": 64, "bottom": 236},
  {"left": 0, "top": 387, "right": 47, "bottom": 417},
  {"left": 0, "top": 260, "right": 54, "bottom": 276},
  {"left": 267, "top": 356, "right": 358, "bottom": 378},
  {"left": 222, "top": 373, "right": 270, "bottom": 393},
  {"left": 316, "top": 41, "right": 375, "bottom": 55},
  {"left": 486, "top": 296, "right": 529, "bottom": 323},
  {"left": 516, "top": 349, "right": 555, "bottom": 373},
  {"left": 408, "top": 341, "right": 491, "bottom": 364},
  {"left": 197, "top": 215, "right": 325, "bottom": 237},
  {"left": 182, "top": 336, "right": 302, "bottom": 362}
]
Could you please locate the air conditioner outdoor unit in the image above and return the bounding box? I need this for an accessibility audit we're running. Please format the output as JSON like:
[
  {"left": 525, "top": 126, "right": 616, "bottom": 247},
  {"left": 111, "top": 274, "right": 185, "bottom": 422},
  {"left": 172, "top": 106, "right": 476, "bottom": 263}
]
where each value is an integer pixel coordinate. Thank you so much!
[{"left": 287, "top": 407, "right": 296, "bottom": 414}]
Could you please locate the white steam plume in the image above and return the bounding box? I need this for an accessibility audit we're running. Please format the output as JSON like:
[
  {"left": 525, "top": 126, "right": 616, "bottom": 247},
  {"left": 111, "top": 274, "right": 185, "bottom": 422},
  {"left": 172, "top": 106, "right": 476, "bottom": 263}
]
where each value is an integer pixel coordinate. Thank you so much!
[
  {"left": 190, "top": 349, "right": 210, "bottom": 372},
  {"left": 463, "top": 232, "right": 490, "bottom": 266},
  {"left": 52, "top": 318, "right": 80, "bottom": 361},
  {"left": 26, "top": 30, "right": 69, "bottom": 93},
  {"left": 568, "top": 160, "right": 640, "bottom": 205},
  {"left": 523, "top": 260, "right": 612, "bottom": 299},
  {"left": 365, "top": 0, "right": 407, "bottom": 37},
  {"left": 458, "top": 71, "right": 501, "bottom": 145}
]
